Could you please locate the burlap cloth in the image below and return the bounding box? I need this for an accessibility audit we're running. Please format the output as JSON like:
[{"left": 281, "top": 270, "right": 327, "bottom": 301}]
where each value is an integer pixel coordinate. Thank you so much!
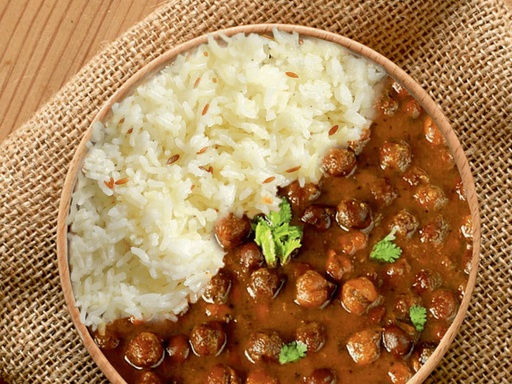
[{"left": 1, "top": 0, "right": 511, "bottom": 383}]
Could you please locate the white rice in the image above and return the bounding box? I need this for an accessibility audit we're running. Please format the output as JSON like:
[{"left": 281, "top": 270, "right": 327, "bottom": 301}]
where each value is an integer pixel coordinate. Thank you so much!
[{"left": 68, "top": 28, "right": 386, "bottom": 330}]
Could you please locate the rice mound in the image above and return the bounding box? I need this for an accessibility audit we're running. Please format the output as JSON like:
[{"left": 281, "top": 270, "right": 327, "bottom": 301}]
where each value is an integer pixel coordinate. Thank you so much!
[{"left": 68, "top": 29, "right": 385, "bottom": 330}]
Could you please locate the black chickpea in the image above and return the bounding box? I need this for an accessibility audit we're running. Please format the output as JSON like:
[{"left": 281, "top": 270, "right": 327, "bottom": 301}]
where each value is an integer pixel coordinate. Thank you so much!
[
  {"left": 389, "top": 209, "right": 419, "bottom": 237},
  {"left": 387, "top": 362, "right": 412, "bottom": 384},
  {"left": 296, "top": 321, "right": 326, "bottom": 352},
  {"left": 166, "top": 334, "right": 190, "bottom": 363},
  {"left": 92, "top": 328, "right": 119, "bottom": 350},
  {"left": 412, "top": 269, "right": 442, "bottom": 294},
  {"left": 382, "top": 324, "right": 414, "bottom": 357},
  {"left": 413, "top": 184, "right": 448, "bottom": 211},
  {"left": 370, "top": 177, "right": 397, "bottom": 207},
  {"left": 124, "top": 332, "right": 164, "bottom": 369},
  {"left": 336, "top": 199, "right": 373, "bottom": 231},
  {"left": 341, "top": 277, "right": 380, "bottom": 316},
  {"left": 325, "top": 249, "right": 353, "bottom": 281},
  {"left": 379, "top": 140, "right": 412, "bottom": 172},
  {"left": 280, "top": 180, "right": 321, "bottom": 212},
  {"left": 248, "top": 268, "right": 285, "bottom": 300},
  {"left": 189, "top": 322, "right": 227, "bottom": 357},
  {"left": 346, "top": 328, "right": 382, "bottom": 365},
  {"left": 214, "top": 212, "right": 251, "bottom": 249},
  {"left": 246, "top": 369, "right": 279, "bottom": 384},
  {"left": 237, "top": 241, "right": 265, "bottom": 271},
  {"left": 301, "top": 205, "right": 334, "bottom": 231},
  {"left": 246, "top": 331, "right": 283, "bottom": 363},
  {"left": 410, "top": 343, "right": 437, "bottom": 372},
  {"left": 321, "top": 147, "right": 357, "bottom": 177},
  {"left": 202, "top": 269, "right": 232, "bottom": 304},
  {"left": 136, "top": 371, "right": 163, "bottom": 384},
  {"left": 428, "top": 289, "right": 459, "bottom": 321},
  {"left": 304, "top": 368, "right": 337, "bottom": 384},
  {"left": 419, "top": 215, "right": 450, "bottom": 244},
  {"left": 295, "top": 270, "right": 336, "bottom": 309},
  {"left": 207, "top": 364, "right": 241, "bottom": 384}
]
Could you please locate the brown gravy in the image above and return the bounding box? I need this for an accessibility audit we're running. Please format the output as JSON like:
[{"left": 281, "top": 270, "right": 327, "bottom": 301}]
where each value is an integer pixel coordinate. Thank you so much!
[{"left": 94, "top": 77, "right": 472, "bottom": 384}]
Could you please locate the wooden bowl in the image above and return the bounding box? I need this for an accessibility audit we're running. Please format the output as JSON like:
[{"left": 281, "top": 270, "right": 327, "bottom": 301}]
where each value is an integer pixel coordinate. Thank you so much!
[{"left": 57, "top": 23, "right": 481, "bottom": 384}]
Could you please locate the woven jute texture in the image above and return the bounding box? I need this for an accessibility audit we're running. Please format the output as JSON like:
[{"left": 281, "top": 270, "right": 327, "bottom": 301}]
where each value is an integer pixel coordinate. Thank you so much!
[{"left": 0, "top": 0, "right": 510, "bottom": 383}]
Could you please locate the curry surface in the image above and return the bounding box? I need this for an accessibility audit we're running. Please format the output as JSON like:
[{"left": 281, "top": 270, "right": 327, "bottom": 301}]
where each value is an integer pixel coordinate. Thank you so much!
[{"left": 96, "top": 78, "right": 472, "bottom": 384}]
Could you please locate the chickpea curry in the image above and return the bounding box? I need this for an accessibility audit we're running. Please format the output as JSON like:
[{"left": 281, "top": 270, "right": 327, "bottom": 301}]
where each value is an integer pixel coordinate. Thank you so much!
[{"left": 92, "top": 77, "right": 473, "bottom": 384}]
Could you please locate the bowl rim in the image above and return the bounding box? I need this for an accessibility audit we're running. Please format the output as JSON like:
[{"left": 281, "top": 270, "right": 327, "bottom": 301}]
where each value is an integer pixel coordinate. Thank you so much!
[{"left": 56, "top": 23, "right": 481, "bottom": 384}]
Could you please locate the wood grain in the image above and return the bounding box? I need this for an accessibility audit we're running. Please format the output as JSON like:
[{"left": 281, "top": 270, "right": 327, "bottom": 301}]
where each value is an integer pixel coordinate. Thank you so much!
[
  {"left": 0, "top": 0, "right": 163, "bottom": 143},
  {"left": 1, "top": 0, "right": 511, "bottom": 144}
]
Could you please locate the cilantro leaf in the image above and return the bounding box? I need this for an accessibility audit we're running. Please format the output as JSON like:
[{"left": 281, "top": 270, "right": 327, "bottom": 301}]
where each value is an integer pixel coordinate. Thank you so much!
[
  {"left": 267, "top": 209, "right": 282, "bottom": 227},
  {"left": 254, "top": 218, "right": 277, "bottom": 267},
  {"left": 279, "top": 341, "right": 307, "bottom": 364},
  {"left": 370, "top": 228, "right": 402, "bottom": 263},
  {"left": 278, "top": 198, "right": 292, "bottom": 224},
  {"left": 273, "top": 224, "right": 303, "bottom": 260},
  {"left": 266, "top": 199, "right": 291, "bottom": 227},
  {"left": 410, "top": 305, "right": 427, "bottom": 332},
  {"left": 253, "top": 199, "right": 303, "bottom": 267},
  {"left": 281, "top": 236, "right": 302, "bottom": 265}
]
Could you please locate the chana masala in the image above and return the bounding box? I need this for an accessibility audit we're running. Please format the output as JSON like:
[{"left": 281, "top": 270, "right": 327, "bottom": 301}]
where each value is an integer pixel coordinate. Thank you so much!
[{"left": 91, "top": 77, "right": 473, "bottom": 384}]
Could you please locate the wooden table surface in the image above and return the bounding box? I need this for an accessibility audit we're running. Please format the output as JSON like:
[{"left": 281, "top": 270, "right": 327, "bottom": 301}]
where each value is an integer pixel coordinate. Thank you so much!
[
  {"left": 0, "top": 0, "right": 162, "bottom": 143},
  {"left": 1, "top": 0, "right": 511, "bottom": 144}
]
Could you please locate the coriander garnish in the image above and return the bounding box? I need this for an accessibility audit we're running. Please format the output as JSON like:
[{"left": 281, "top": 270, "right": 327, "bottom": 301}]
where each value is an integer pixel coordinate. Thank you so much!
[
  {"left": 253, "top": 199, "right": 303, "bottom": 268},
  {"left": 370, "top": 228, "right": 402, "bottom": 263},
  {"left": 279, "top": 340, "right": 308, "bottom": 364}
]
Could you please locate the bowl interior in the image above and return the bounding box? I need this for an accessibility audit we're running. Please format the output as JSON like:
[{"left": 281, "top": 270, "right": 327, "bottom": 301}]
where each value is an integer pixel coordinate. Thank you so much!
[{"left": 57, "top": 23, "right": 481, "bottom": 384}]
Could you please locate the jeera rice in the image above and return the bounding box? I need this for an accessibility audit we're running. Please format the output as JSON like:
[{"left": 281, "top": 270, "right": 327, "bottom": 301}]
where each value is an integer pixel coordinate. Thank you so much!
[{"left": 68, "top": 29, "right": 386, "bottom": 330}]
